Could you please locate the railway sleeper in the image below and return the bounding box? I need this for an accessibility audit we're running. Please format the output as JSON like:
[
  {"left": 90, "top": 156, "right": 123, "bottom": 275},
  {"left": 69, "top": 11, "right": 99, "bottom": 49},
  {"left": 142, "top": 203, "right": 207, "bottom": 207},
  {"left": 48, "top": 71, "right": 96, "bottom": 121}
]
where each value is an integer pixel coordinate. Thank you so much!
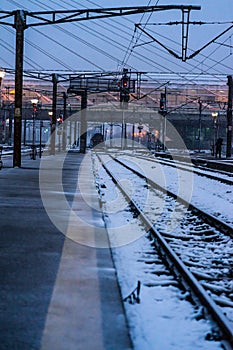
[{"left": 200, "top": 281, "right": 232, "bottom": 295}]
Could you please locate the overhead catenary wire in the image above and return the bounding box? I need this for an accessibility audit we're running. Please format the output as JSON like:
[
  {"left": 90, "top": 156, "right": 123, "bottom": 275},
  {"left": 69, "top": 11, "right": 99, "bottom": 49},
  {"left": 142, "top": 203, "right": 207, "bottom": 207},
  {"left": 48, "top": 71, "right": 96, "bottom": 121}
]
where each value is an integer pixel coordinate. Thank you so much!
[
  {"left": 0, "top": 26, "right": 45, "bottom": 70},
  {"left": 186, "top": 34, "right": 233, "bottom": 79},
  {"left": 4, "top": 0, "right": 111, "bottom": 70},
  {"left": 132, "top": 24, "right": 233, "bottom": 85},
  {"left": 70, "top": 0, "right": 232, "bottom": 100},
  {"left": 82, "top": 0, "right": 232, "bottom": 84},
  {"left": 55, "top": 0, "right": 180, "bottom": 77},
  {"left": 6, "top": 0, "right": 105, "bottom": 70},
  {"left": 70, "top": 1, "right": 230, "bottom": 98},
  {"left": 4, "top": 0, "right": 232, "bottom": 73},
  {"left": 134, "top": 23, "right": 233, "bottom": 73},
  {"left": 121, "top": 0, "right": 160, "bottom": 69},
  {"left": 0, "top": 0, "right": 231, "bottom": 100},
  {"left": 29, "top": 0, "right": 125, "bottom": 64},
  {"left": 29, "top": 0, "right": 155, "bottom": 71},
  {"left": 0, "top": 25, "right": 75, "bottom": 70},
  {"left": 25, "top": 1, "right": 179, "bottom": 76},
  {"left": 37, "top": 0, "right": 233, "bottom": 98},
  {"left": 4, "top": 0, "right": 231, "bottom": 80},
  {"left": 139, "top": 20, "right": 233, "bottom": 26},
  {"left": 0, "top": 0, "right": 229, "bottom": 116},
  {"left": 31, "top": 27, "right": 104, "bottom": 71},
  {"left": 68, "top": 0, "right": 232, "bottom": 82}
]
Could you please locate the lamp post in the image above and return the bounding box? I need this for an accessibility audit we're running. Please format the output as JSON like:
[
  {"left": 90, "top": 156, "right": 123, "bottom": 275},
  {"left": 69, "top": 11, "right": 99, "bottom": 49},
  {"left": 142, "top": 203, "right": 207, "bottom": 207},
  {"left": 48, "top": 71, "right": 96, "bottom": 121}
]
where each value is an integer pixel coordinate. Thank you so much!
[
  {"left": 39, "top": 120, "right": 43, "bottom": 158},
  {"left": 31, "top": 98, "right": 38, "bottom": 160},
  {"left": 198, "top": 98, "right": 202, "bottom": 152},
  {"left": 0, "top": 69, "right": 6, "bottom": 105},
  {"left": 212, "top": 112, "right": 218, "bottom": 156},
  {"left": 0, "top": 70, "right": 6, "bottom": 144}
]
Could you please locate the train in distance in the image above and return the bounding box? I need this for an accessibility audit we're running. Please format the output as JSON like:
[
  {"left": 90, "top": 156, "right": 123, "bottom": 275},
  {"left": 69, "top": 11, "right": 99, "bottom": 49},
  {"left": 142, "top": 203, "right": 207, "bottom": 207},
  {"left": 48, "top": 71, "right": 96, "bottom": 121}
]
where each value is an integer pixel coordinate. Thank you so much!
[{"left": 90, "top": 133, "right": 104, "bottom": 148}]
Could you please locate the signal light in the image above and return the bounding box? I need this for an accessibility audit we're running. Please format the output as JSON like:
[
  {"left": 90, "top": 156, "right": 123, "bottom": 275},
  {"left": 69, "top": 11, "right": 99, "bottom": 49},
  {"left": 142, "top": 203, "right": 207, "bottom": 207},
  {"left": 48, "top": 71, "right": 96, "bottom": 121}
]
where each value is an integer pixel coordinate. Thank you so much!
[
  {"left": 121, "top": 76, "right": 130, "bottom": 91},
  {"left": 57, "top": 116, "right": 63, "bottom": 125},
  {"left": 120, "top": 73, "right": 130, "bottom": 103},
  {"left": 122, "top": 77, "right": 129, "bottom": 88},
  {"left": 159, "top": 92, "right": 167, "bottom": 114}
]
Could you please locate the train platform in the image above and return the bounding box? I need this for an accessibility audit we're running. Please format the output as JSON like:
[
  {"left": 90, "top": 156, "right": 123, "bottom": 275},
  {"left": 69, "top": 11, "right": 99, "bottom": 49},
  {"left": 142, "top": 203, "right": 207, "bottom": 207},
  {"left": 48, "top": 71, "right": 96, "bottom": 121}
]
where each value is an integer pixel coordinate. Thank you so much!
[
  {"left": 190, "top": 152, "right": 233, "bottom": 172},
  {"left": 0, "top": 151, "right": 132, "bottom": 350}
]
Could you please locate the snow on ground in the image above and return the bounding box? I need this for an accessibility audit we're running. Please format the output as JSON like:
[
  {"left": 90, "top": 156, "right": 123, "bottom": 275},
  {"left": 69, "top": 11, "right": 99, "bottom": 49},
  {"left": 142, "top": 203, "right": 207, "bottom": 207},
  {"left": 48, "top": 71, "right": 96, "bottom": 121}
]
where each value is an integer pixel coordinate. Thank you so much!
[
  {"left": 111, "top": 235, "right": 222, "bottom": 350},
  {"left": 93, "top": 152, "right": 227, "bottom": 350},
  {"left": 118, "top": 153, "right": 233, "bottom": 227}
]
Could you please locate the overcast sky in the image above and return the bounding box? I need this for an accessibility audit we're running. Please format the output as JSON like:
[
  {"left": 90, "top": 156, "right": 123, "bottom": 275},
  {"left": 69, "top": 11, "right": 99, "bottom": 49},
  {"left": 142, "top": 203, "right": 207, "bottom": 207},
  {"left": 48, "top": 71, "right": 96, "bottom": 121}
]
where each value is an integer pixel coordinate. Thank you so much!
[{"left": 0, "top": 0, "right": 232, "bottom": 83}]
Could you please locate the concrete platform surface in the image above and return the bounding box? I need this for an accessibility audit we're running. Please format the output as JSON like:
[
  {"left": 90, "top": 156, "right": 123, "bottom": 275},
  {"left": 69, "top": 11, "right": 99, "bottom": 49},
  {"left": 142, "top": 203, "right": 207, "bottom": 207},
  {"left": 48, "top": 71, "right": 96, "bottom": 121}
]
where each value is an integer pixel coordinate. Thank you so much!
[{"left": 0, "top": 151, "right": 132, "bottom": 350}]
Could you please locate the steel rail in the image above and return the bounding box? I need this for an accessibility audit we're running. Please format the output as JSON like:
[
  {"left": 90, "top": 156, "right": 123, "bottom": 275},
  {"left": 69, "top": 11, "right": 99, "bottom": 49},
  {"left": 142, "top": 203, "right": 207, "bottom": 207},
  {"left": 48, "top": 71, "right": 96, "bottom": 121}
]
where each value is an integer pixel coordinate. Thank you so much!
[
  {"left": 125, "top": 152, "right": 233, "bottom": 186},
  {"left": 156, "top": 156, "right": 233, "bottom": 185},
  {"left": 96, "top": 153, "right": 233, "bottom": 346},
  {"left": 114, "top": 156, "right": 233, "bottom": 236}
]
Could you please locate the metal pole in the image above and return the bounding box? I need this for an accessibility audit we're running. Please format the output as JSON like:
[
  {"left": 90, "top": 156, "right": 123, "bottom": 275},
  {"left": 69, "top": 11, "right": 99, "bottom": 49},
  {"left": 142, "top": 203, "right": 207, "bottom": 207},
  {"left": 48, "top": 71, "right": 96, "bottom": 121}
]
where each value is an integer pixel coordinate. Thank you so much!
[
  {"left": 124, "top": 122, "right": 127, "bottom": 148},
  {"left": 8, "top": 105, "right": 13, "bottom": 146},
  {"left": 226, "top": 75, "right": 232, "bottom": 158},
  {"left": 110, "top": 123, "right": 113, "bottom": 148},
  {"left": 62, "top": 92, "right": 67, "bottom": 151},
  {"left": 213, "top": 121, "right": 216, "bottom": 156},
  {"left": 102, "top": 123, "right": 105, "bottom": 143},
  {"left": 163, "top": 86, "right": 167, "bottom": 151},
  {"left": 121, "top": 109, "right": 125, "bottom": 150},
  {"left": 50, "top": 73, "right": 57, "bottom": 155},
  {"left": 23, "top": 118, "right": 26, "bottom": 145},
  {"left": 13, "top": 10, "right": 25, "bottom": 167},
  {"left": 198, "top": 98, "right": 202, "bottom": 152},
  {"left": 132, "top": 123, "right": 135, "bottom": 148},
  {"left": 39, "top": 120, "right": 43, "bottom": 158},
  {"left": 80, "top": 90, "right": 87, "bottom": 153},
  {"left": 32, "top": 110, "right": 35, "bottom": 159}
]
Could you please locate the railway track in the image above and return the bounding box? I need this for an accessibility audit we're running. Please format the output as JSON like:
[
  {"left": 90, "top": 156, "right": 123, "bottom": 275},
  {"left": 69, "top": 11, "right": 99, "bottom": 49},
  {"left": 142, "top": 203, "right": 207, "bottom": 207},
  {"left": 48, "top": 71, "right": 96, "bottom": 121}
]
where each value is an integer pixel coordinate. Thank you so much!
[
  {"left": 93, "top": 150, "right": 233, "bottom": 348},
  {"left": 127, "top": 151, "right": 233, "bottom": 186}
]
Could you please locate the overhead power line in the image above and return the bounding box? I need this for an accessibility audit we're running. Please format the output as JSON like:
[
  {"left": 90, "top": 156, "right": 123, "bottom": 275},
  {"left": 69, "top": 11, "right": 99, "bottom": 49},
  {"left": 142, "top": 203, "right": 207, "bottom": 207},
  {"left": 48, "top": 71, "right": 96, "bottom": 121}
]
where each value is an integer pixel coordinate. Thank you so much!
[{"left": 2, "top": 4, "right": 202, "bottom": 168}]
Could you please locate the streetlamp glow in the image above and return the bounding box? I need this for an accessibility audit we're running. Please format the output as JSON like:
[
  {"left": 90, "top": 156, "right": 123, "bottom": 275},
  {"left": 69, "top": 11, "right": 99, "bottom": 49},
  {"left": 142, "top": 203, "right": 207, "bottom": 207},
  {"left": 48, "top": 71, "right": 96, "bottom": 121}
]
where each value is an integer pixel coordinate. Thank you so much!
[
  {"left": 0, "top": 70, "right": 6, "bottom": 143},
  {"left": 211, "top": 112, "right": 218, "bottom": 119},
  {"left": 0, "top": 69, "right": 6, "bottom": 82},
  {"left": 31, "top": 98, "right": 38, "bottom": 105},
  {"left": 0, "top": 70, "right": 6, "bottom": 104},
  {"left": 211, "top": 112, "right": 219, "bottom": 156},
  {"left": 30, "top": 99, "right": 39, "bottom": 160}
]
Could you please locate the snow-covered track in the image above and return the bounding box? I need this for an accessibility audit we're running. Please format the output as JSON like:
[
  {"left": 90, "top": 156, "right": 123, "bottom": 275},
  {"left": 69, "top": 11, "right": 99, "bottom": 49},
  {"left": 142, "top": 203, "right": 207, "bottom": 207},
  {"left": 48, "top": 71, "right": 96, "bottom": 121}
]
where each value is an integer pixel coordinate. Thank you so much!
[
  {"left": 115, "top": 155, "right": 233, "bottom": 236},
  {"left": 95, "top": 151, "right": 233, "bottom": 348},
  {"left": 127, "top": 152, "right": 233, "bottom": 186}
]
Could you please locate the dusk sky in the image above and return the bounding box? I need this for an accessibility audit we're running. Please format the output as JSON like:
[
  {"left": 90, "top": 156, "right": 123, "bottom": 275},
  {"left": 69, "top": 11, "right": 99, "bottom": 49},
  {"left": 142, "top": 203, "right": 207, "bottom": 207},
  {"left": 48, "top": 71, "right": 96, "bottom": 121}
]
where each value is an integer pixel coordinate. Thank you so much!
[{"left": 0, "top": 0, "right": 232, "bottom": 81}]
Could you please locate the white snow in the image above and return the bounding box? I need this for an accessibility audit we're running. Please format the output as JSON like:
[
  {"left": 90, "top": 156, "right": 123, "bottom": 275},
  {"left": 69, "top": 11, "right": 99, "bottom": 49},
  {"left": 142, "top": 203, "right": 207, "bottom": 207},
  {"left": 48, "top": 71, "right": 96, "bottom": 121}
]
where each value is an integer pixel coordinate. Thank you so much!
[
  {"left": 93, "top": 151, "right": 233, "bottom": 350},
  {"left": 118, "top": 153, "right": 233, "bottom": 227}
]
